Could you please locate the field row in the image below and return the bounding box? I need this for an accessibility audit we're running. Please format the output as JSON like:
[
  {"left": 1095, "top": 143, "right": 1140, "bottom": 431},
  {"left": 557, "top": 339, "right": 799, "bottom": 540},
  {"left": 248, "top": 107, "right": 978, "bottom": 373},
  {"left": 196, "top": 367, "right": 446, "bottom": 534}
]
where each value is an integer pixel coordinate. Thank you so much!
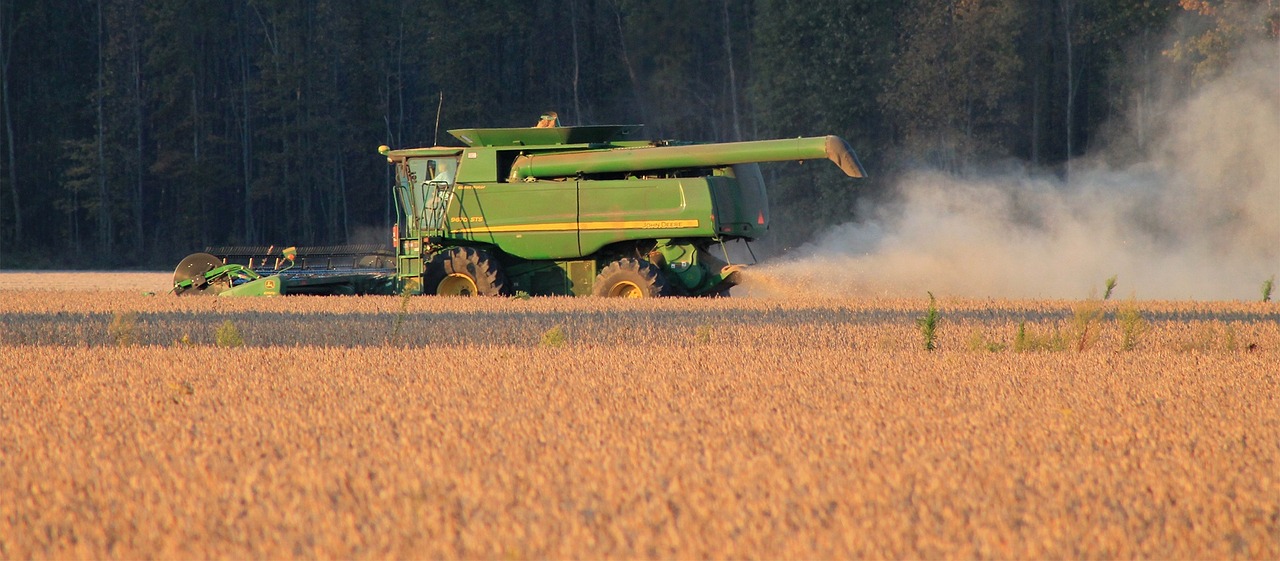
[
  {"left": 0, "top": 271, "right": 171, "bottom": 293},
  {"left": 1, "top": 291, "right": 1277, "bottom": 352},
  {"left": 1, "top": 286, "right": 1275, "bottom": 315}
]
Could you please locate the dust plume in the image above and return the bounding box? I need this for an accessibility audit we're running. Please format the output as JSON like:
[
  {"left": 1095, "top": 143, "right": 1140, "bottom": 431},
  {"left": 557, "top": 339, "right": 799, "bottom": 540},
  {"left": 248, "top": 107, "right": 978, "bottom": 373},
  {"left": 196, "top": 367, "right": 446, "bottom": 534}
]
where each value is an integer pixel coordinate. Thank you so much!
[{"left": 743, "top": 40, "right": 1279, "bottom": 300}]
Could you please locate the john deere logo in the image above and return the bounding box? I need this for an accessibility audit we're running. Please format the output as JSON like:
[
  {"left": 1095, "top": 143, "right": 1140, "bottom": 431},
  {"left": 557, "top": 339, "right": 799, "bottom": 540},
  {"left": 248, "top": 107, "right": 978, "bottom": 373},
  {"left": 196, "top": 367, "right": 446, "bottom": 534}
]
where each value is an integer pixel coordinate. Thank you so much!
[{"left": 265, "top": 279, "right": 276, "bottom": 290}]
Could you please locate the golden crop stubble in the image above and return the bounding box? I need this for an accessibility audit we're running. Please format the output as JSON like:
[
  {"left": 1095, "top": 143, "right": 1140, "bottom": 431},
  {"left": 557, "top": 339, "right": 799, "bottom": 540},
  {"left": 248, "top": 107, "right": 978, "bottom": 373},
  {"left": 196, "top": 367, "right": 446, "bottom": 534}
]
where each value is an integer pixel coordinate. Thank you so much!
[
  {"left": 1, "top": 288, "right": 1277, "bottom": 558},
  {"left": 1, "top": 322, "right": 1277, "bottom": 561}
]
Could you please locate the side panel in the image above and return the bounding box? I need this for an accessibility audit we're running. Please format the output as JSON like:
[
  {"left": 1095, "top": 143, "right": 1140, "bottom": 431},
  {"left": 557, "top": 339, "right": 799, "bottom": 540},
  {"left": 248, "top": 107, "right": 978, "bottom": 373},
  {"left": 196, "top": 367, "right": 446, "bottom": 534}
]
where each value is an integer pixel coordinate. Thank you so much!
[
  {"left": 454, "top": 149, "right": 498, "bottom": 183},
  {"left": 577, "top": 178, "right": 717, "bottom": 257},
  {"left": 502, "top": 258, "right": 597, "bottom": 296},
  {"left": 708, "top": 164, "right": 769, "bottom": 239},
  {"left": 447, "top": 181, "right": 580, "bottom": 260}
]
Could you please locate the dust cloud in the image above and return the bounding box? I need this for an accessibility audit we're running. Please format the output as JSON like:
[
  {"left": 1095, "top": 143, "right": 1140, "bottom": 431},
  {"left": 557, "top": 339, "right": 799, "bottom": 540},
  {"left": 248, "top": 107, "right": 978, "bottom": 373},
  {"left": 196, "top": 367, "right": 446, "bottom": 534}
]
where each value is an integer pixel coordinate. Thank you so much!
[
  {"left": 347, "top": 224, "right": 398, "bottom": 248},
  {"left": 742, "top": 40, "right": 1279, "bottom": 300}
]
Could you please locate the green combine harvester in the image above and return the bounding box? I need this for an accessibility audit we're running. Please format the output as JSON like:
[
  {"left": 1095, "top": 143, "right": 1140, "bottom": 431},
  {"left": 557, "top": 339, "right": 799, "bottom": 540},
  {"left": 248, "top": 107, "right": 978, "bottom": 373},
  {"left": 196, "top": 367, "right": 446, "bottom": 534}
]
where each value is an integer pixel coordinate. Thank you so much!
[{"left": 173, "top": 123, "right": 864, "bottom": 297}]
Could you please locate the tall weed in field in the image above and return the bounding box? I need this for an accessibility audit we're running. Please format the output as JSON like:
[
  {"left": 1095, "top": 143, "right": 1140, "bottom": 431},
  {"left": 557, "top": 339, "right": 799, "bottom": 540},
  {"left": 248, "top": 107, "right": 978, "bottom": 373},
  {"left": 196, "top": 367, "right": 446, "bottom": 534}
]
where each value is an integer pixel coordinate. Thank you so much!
[
  {"left": 541, "top": 325, "right": 567, "bottom": 347},
  {"left": 388, "top": 291, "right": 412, "bottom": 346},
  {"left": 1116, "top": 299, "right": 1149, "bottom": 351},
  {"left": 108, "top": 311, "right": 140, "bottom": 347},
  {"left": 695, "top": 324, "right": 714, "bottom": 344},
  {"left": 216, "top": 320, "right": 245, "bottom": 348},
  {"left": 1103, "top": 275, "right": 1118, "bottom": 300},
  {"left": 1013, "top": 321, "right": 1066, "bottom": 352},
  {"left": 967, "top": 329, "right": 1005, "bottom": 352},
  {"left": 1263, "top": 276, "right": 1274, "bottom": 302},
  {"left": 1069, "top": 299, "right": 1103, "bottom": 352},
  {"left": 916, "top": 292, "right": 939, "bottom": 351}
]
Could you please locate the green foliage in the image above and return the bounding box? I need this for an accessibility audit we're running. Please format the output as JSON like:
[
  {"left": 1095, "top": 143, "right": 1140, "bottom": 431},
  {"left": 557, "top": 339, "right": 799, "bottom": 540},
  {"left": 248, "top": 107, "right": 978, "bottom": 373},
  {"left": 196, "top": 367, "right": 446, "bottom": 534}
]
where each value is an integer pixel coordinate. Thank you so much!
[
  {"left": 215, "top": 320, "right": 245, "bottom": 348},
  {"left": 1116, "top": 300, "right": 1149, "bottom": 351},
  {"left": 751, "top": 0, "right": 895, "bottom": 139},
  {"left": 1069, "top": 299, "right": 1104, "bottom": 352},
  {"left": 108, "top": 311, "right": 140, "bottom": 347},
  {"left": 511, "top": 291, "right": 532, "bottom": 301},
  {"left": 1103, "top": 275, "right": 1118, "bottom": 300},
  {"left": 916, "top": 292, "right": 939, "bottom": 351},
  {"left": 389, "top": 292, "right": 412, "bottom": 345},
  {"left": 1013, "top": 321, "right": 1067, "bottom": 353},
  {"left": 880, "top": 0, "right": 1026, "bottom": 167},
  {"left": 1263, "top": 276, "right": 1274, "bottom": 303},
  {"left": 1177, "top": 322, "right": 1242, "bottom": 353},
  {"left": 749, "top": 0, "right": 896, "bottom": 244},
  {"left": 540, "top": 325, "right": 567, "bottom": 348},
  {"left": 695, "top": 324, "right": 714, "bottom": 344},
  {"left": 967, "top": 329, "right": 1006, "bottom": 353}
]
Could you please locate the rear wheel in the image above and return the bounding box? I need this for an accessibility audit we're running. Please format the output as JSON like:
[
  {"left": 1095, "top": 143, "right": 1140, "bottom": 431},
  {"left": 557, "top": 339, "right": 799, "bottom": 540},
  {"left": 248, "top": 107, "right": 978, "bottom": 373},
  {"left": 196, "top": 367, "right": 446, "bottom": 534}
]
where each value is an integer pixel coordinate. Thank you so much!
[
  {"left": 425, "top": 247, "right": 508, "bottom": 296},
  {"left": 593, "top": 258, "right": 669, "bottom": 298}
]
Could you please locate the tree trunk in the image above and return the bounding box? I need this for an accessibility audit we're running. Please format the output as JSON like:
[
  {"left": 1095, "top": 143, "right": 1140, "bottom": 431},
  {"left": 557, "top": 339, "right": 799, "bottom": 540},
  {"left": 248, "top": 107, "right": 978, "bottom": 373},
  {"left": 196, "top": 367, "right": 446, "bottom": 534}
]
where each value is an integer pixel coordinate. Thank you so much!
[
  {"left": 238, "top": 0, "right": 254, "bottom": 243},
  {"left": 337, "top": 151, "right": 348, "bottom": 241},
  {"left": 96, "top": 0, "right": 113, "bottom": 257},
  {"left": 571, "top": 0, "right": 581, "bottom": 124},
  {"left": 1062, "top": 0, "right": 1075, "bottom": 182},
  {"left": 722, "top": 0, "right": 741, "bottom": 141},
  {"left": 0, "top": 1, "right": 4, "bottom": 265},
  {"left": 613, "top": 5, "right": 647, "bottom": 130},
  {"left": 131, "top": 13, "right": 145, "bottom": 253},
  {"left": 395, "top": 5, "right": 405, "bottom": 148},
  {"left": 1031, "top": 71, "right": 1041, "bottom": 164},
  {"left": 386, "top": 3, "right": 407, "bottom": 229},
  {"left": 1, "top": 0, "right": 19, "bottom": 250}
]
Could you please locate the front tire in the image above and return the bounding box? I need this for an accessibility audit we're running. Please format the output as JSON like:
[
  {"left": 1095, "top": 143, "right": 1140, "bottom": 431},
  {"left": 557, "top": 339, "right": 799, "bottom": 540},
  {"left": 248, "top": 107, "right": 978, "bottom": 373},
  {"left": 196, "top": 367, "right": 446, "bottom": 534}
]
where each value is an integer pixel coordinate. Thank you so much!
[
  {"left": 593, "top": 258, "right": 669, "bottom": 298},
  {"left": 424, "top": 247, "right": 508, "bottom": 296}
]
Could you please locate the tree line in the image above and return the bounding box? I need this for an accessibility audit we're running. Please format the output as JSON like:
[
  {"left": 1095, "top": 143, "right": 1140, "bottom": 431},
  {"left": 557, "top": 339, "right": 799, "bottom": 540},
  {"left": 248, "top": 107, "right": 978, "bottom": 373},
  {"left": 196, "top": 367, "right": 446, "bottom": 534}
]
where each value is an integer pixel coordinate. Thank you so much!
[{"left": 0, "top": 0, "right": 1271, "bottom": 267}]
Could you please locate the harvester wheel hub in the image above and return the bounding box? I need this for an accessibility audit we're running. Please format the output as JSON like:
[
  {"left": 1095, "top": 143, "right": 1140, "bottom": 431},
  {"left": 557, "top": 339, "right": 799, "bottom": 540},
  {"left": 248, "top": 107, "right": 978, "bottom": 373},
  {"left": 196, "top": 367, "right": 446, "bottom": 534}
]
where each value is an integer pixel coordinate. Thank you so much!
[
  {"left": 437, "top": 273, "right": 478, "bottom": 296},
  {"left": 608, "top": 280, "right": 644, "bottom": 298}
]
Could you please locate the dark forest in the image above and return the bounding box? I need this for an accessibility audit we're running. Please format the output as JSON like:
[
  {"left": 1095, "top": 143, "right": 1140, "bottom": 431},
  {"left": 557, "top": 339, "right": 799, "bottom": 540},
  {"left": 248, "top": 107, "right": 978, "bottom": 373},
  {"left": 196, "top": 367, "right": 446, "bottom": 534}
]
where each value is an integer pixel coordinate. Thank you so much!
[{"left": 0, "top": 0, "right": 1271, "bottom": 268}]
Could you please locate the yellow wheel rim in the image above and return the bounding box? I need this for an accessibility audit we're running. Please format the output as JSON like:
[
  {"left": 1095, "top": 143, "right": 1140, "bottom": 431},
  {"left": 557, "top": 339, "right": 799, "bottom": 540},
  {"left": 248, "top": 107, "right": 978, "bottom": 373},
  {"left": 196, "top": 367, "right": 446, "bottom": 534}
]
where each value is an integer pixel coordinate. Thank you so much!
[
  {"left": 608, "top": 281, "right": 645, "bottom": 298},
  {"left": 437, "top": 273, "right": 478, "bottom": 296}
]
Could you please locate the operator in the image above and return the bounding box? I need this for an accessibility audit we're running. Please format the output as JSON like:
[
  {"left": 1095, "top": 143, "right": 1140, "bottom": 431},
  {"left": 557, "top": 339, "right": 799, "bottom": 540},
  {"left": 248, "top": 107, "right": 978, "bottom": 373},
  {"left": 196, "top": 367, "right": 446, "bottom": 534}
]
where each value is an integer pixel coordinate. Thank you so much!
[
  {"left": 535, "top": 111, "right": 560, "bottom": 128},
  {"left": 427, "top": 160, "right": 454, "bottom": 184},
  {"left": 432, "top": 166, "right": 454, "bottom": 184}
]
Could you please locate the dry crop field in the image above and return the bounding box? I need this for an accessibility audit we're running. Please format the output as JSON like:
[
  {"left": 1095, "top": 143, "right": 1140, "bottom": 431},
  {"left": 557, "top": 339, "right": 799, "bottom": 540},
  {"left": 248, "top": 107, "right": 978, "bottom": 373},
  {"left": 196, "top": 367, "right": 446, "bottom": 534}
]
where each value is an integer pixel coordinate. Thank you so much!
[{"left": 1, "top": 279, "right": 1277, "bottom": 559}]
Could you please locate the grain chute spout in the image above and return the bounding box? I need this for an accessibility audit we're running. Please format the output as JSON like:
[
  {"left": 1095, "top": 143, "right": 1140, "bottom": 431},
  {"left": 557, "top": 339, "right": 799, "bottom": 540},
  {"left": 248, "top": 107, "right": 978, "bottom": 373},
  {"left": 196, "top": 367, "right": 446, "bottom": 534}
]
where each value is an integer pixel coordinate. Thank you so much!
[{"left": 822, "top": 135, "right": 866, "bottom": 178}]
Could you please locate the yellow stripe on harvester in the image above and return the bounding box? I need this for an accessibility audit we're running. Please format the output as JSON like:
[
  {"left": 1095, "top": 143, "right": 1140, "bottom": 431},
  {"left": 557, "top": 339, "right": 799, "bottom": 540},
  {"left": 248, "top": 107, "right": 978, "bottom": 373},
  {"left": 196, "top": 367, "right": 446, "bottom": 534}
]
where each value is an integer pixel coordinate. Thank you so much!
[{"left": 454, "top": 219, "right": 699, "bottom": 234}]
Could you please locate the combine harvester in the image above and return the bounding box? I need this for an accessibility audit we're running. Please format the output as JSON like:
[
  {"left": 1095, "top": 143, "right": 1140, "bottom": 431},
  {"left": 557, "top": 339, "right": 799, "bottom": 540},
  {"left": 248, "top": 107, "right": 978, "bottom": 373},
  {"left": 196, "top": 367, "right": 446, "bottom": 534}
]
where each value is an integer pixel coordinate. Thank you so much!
[{"left": 173, "top": 123, "right": 864, "bottom": 297}]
